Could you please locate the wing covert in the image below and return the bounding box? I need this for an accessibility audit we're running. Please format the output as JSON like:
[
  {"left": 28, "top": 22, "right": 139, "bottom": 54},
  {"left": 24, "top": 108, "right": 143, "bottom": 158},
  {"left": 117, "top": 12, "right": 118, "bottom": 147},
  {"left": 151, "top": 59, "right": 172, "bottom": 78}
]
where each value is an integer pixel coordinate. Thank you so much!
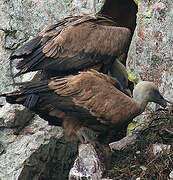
[{"left": 10, "top": 15, "right": 131, "bottom": 77}]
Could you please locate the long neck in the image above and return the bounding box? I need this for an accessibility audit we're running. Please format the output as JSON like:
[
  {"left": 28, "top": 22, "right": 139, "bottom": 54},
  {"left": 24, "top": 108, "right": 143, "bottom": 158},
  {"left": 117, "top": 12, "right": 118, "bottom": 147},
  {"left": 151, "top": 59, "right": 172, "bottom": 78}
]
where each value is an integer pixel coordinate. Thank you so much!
[
  {"left": 133, "top": 95, "right": 149, "bottom": 113},
  {"left": 110, "top": 60, "right": 128, "bottom": 90}
]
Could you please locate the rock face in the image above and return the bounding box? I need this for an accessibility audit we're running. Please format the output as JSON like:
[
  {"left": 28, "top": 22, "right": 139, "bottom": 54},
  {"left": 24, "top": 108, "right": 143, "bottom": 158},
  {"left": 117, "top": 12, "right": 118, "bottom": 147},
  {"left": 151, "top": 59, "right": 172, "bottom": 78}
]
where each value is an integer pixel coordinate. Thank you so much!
[
  {"left": 69, "top": 144, "right": 104, "bottom": 180},
  {"left": 127, "top": 0, "right": 173, "bottom": 102},
  {"left": 127, "top": 0, "right": 173, "bottom": 130},
  {"left": 0, "top": 103, "right": 79, "bottom": 180}
]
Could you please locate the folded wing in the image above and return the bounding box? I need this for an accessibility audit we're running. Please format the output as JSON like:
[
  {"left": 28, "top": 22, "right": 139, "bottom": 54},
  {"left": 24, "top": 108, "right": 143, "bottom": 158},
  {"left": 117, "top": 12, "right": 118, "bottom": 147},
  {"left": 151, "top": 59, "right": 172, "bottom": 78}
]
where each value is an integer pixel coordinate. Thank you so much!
[{"left": 11, "top": 15, "right": 131, "bottom": 78}]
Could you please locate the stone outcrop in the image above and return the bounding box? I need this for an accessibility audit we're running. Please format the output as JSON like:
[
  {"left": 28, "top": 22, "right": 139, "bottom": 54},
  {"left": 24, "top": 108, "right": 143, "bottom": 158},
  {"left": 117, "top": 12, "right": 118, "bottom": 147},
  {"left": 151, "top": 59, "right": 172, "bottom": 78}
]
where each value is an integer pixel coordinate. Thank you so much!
[
  {"left": 69, "top": 144, "right": 104, "bottom": 180},
  {"left": 127, "top": 0, "right": 173, "bottom": 130},
  {"left": 127, "top": 0, "right": 173, "bottom": 104}
]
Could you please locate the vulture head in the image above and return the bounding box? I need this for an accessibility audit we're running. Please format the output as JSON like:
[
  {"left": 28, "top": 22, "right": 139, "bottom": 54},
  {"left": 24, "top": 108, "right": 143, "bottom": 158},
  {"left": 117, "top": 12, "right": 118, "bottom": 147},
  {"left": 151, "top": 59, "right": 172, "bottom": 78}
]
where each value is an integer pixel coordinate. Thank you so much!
[{"left": 133, "top": 81, "right": 167, "bottom": 111}]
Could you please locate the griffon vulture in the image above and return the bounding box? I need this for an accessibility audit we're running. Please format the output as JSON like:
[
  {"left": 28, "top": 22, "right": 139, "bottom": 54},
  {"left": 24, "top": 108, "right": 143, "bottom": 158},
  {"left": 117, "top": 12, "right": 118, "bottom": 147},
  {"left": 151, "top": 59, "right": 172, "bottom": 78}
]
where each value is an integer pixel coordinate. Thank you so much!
[
  {"left": 10, "top": 15, "right": 130, "bottom": 79},
  {"left": 1, "top": 70, "right": 171, "bottom": 142},
  {"left": 10, "top": 0, "right": 138, "bottom": 79}
]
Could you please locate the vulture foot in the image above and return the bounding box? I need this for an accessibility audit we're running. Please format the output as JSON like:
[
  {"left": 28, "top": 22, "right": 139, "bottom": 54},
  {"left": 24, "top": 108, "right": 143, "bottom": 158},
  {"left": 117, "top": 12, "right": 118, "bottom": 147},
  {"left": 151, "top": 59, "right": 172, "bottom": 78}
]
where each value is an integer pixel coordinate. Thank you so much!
[{"left": 76, "top": 127, "right": 112, "bottom": 168}]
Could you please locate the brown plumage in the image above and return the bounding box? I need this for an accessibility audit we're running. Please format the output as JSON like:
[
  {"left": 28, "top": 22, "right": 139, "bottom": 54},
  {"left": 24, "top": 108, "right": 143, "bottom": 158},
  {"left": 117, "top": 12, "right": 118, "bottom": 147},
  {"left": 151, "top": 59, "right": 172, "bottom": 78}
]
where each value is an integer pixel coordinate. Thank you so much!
[
  {"left": 1, "top": 70, "right": 170, "bottom": 142},
  {"left": 99, "top": 0, "right": 137, "bottom": 33},
  {"left": 98, "top": 0, "right": 138, "bottom": 65},
  {"left": 10, "top": 0, "right": 138, "bottom": 79},
  {"left": 10, "top": 15, "right": 131, "bottom": 78}
]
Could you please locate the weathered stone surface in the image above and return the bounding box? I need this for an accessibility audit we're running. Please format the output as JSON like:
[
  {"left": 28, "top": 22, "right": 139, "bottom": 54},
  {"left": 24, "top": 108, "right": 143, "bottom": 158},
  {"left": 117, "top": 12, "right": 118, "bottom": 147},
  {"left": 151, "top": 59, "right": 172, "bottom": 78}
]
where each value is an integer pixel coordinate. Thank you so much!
[
  {"left": 127, "top": 0, "right": 173, "bottom": 129},
  {"left": 0, "top": 112, "right": 62, "bottom": 179},
  {"left": 69, "top": 143, "right": 104, "bottom": 180},
  {"left": 0, "top": 104, "right": 79, "bottom": 180},
  {"left": 169, "top": 170, "right": 173, "bottom": 179},
  {"left": 127, "top": 0, "right": 173, "bottom": 102},
  {"left": 0, "top": 103, "right": 34, "bottom": 129},
  {"left": 109, "top": 134, "right": 138, "bottom": 151}
]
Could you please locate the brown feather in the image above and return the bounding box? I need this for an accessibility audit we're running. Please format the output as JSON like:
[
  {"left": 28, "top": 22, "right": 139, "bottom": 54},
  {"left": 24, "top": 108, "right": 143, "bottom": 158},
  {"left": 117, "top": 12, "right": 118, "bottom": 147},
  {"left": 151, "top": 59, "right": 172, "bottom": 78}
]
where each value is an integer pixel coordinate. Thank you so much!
[
  {"left": 11, "top": 14, "right": 131, "bottom": 78},
  {"left": 98, "top": 0, "right": 138, "bottom": 33},
  {"left": 1, "top": 70, "right": 169, "bottom": 142},
  {"left": 47, "top": 70, "right": 141, "bottom": 133}
]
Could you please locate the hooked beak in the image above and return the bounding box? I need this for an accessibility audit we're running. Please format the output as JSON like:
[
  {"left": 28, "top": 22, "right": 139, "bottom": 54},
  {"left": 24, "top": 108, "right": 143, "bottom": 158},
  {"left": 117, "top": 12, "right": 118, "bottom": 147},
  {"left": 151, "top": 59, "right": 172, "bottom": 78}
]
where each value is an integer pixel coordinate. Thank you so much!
[
  {"left": 124, "top": 89, "right": 132, "bottom": 97},
  {"left": 158, "top": 97, "right": 173, "bottom": 108},
  {"left": 154, "top": 94, "right": 167, "bottom": 108}
]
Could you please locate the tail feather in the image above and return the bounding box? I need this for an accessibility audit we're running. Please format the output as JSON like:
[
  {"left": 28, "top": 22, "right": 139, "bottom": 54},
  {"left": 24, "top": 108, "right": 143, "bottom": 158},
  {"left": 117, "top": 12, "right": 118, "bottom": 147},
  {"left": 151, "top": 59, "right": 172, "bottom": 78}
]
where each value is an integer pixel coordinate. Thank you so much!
[
  {"left": 1, "top": 91, "right": 40, "bottom": 109},
  {"left": 21, "top": 85, "right": 50, "bottom": 94},
  {"left": 23, "top": 94, "right": 39, "bottom": 109},
  {"left": 0, "top": 79, "right": 51, "bottom": 109},
  {"left": 13, "top": 48, "right": 45, "bottom": 78},
  {"left": 10, "top": 36, "right": 42, "bottom": 60},
  {"left": 0, "top": 91, "right": 24, "bottom": 105}
]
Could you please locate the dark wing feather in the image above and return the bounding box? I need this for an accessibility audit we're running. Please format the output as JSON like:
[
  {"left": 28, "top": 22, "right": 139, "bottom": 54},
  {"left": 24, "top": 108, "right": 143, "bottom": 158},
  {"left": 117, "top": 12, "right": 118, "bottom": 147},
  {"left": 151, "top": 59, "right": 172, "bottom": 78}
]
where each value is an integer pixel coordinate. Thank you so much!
[
  {"left": 1, "top": 70, "right": 140, "bottom": 140},
  {"left": 1, "top": 70, "right": 124, "bottom": 130},
  {"left": 11, "top": 15, "right": 131, "bottom": 78}
]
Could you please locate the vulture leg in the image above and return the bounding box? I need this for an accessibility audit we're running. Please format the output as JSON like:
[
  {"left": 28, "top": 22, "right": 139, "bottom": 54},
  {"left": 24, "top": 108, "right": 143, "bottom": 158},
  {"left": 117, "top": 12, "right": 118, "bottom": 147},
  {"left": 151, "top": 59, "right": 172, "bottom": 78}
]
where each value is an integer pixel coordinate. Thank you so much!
[
  {"left": 76, "top": 127, "right": 112, "bottom": 168},
  {"left": 76, "top": 127, "right": 91, "bottom": 144}
]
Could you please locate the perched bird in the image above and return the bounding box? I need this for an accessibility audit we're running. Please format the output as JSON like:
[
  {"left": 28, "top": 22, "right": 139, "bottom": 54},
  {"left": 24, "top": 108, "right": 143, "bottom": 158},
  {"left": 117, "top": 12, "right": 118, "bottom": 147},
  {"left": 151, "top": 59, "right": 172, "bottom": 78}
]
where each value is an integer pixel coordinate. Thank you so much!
[
  {"left": 10, "top": 0, "right": 138, "bottom": 79},
  {"left": 1, "top": 70, "right": 170, "bottom": 142},
  {"left": 10, "top": 15, "right": 131, "bottom": 79}
]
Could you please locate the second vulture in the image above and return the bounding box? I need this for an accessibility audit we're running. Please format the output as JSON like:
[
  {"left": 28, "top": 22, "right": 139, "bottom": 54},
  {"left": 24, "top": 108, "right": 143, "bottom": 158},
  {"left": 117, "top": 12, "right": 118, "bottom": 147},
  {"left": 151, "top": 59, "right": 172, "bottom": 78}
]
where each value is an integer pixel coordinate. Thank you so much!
[
  {"left": 10, "top": 0, "right": 138, "bottom": 79},
  {"left": 1, "top": 70, "right": 170, "bottom": 142},
  {"left": 11, "top": 15, "right": 130, "bottom": 79}
]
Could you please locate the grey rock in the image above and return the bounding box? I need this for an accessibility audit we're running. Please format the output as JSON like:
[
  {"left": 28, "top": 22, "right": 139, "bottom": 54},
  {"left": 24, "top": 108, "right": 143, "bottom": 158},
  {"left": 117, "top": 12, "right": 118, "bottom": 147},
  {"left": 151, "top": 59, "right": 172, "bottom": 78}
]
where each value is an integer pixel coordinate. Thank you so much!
[
  {"left": 0, "top": 105, "right": 79, "bottom": 180},
  {"left": 0, "top": 113, "right": 63, "bottom": 179},
  {"left": 127, "top": 0, "right": 173, "bottom": 103},
  {"left": 169, "top": 170, "right": 173, "bottom": 179},
  {"left": 69, "top": 143, "right": 104, "bottom": 180},
  {"left": 127, "top": 0, "right": 173, "bottom": 130},
  {"left": 109, "top": 134, "right": 138, "bottom": 151},
  {"left": 0, "top": 103, "right": 34, "bottom": 129},
  {"left": 152, "top": 143, "right": 171, "bottom": 155}
]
